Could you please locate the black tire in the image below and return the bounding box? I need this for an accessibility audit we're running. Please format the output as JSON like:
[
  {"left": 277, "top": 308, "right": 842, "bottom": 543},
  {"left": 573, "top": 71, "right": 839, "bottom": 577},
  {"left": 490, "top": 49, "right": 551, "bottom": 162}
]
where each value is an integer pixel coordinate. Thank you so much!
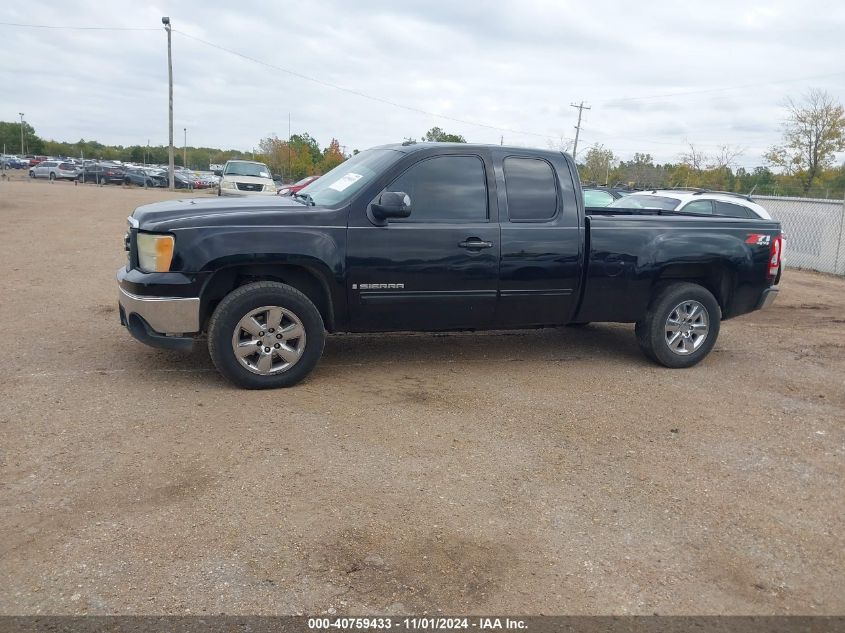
[
  {"left": 49, "top": 172, "right": 56, "bottom": 181},
  {"left": 635, "top": 282, "right": 721, "bottom": 368},
  {"left": 29, "top": 170, "right": 34, "bottom": 178},
  {"left": 208, "top": 281, "right": 325, "bottom": 389},
  {"left": 98, "top": 175, "right": 106, "bottom": 185}
]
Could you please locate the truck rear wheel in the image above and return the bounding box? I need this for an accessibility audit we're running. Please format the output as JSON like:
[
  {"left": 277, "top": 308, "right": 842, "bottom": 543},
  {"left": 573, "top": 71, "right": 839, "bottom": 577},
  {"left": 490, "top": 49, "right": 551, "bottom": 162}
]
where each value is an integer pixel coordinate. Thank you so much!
[
  {"left": 208, "top": 281, "right": 325, "bottom": 389},
  {"left": 635, "top": 283, "right": 721, "bottom": 368}
]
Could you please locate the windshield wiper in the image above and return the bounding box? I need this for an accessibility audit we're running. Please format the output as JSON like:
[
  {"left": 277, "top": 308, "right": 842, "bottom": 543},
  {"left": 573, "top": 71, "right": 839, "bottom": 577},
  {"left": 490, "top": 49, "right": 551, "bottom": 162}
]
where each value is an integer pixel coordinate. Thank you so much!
[{"left": 293, "top": 192, "right": 315, "bottom": 206}]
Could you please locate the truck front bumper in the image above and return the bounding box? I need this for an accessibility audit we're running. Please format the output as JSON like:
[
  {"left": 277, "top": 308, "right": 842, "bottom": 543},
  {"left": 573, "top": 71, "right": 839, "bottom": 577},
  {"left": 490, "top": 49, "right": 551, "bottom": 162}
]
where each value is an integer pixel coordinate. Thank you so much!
[
  {"left": 756, "top": 286, "right": 779, "bottom": 310},
  {"left": 117, "top": 268, "right": 201, "bottom": 351}
]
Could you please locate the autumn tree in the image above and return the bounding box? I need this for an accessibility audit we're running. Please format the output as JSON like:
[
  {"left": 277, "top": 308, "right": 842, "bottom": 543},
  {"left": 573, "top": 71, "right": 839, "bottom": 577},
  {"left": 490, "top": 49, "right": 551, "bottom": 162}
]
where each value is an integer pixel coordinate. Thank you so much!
[
  {"left": 422, "top": 127, "right": 466, "bottom": 143},
  {"left": 319, "top": 138, "right": 346, "bottom": 173},
  {"left": 765, "top": 89, "right": 845, "bottom": 193}
]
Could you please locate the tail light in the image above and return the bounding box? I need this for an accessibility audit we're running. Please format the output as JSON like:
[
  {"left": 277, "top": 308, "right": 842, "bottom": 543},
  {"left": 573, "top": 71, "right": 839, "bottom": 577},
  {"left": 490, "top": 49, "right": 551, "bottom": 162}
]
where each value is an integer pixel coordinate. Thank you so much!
[{"left": 768, "top": 234, "right": 782, "bottom": 282}]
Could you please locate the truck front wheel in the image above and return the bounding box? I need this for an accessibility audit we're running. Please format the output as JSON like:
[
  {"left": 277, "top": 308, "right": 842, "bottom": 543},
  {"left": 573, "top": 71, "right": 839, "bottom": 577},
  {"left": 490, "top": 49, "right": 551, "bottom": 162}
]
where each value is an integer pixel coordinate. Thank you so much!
[
  {"left": 635, "top": 283, "right": 721, "bottom": 368},
  {"left": 208, "top": 281, "right": 325, "bottom": 389}
]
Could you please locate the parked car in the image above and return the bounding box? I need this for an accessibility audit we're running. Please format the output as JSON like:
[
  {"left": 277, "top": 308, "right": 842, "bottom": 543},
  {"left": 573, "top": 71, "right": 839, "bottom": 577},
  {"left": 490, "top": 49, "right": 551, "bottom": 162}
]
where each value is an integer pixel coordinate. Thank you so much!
[
  {"left": 117, "top": 143, "right": 783, "bottom": 389},
  {"left": 277, "top": 175, "right": 320, "bottom": 196},
  {"left": 607, "top": 189, "right": 772, "bottom": 219},
  {"left": 173, "top": 172, "right": 195, "bottom": 190},
  {"left": 123, "top": 167, "right": 167, "bottom": 188},
  {"left": 30, "top": 160, "right": 79, "bottom": 181},
  {"left": 216, "top": 159, "right": 278, "bottom": 196},
  {"left": 77, "top": 163, "right": 126, "bottom": 185},
  {"left": 1, "top": 155, "right": 24, "bottom": 169},
  {"left": 583, "top": 186, "right": 627, "bottom": 207}
]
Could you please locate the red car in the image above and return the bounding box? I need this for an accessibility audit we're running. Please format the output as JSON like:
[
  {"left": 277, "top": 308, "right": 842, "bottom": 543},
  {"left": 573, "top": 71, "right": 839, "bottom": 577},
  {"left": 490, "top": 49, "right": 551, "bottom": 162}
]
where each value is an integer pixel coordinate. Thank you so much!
[{"left": 277, "top": 175, "right": 319, "bottom": 196}]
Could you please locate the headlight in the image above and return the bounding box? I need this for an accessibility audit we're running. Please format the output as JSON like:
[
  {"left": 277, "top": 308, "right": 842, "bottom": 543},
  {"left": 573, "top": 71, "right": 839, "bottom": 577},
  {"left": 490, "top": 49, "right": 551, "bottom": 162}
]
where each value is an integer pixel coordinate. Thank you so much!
[
  {"left": 264, "top": 183, "right": 277, "bottom": 192},
  {"left": 278, "top": 188, "right": 290, "bottom": 195},
  {"left": 222, "top": 180, "right": 236, "bottom": 189},
  {"left": 137, "top": 233, "right": 175, "bottom": 272}
]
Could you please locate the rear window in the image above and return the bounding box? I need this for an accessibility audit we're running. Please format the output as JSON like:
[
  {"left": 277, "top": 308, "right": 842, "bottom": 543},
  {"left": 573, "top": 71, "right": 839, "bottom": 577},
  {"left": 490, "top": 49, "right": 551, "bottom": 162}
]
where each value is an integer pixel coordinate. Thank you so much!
[
  {"left": 503, "top": 157, "right": 558, "bottom": 221},
  {"left": 714, "top": 200, "right": 754, "bottom": 218},
  {"left": 59, "top": 163, "right": 74, "bottom": 170},
  {"left": 609, "top": 194, "right": 680, "bottom": 210}
]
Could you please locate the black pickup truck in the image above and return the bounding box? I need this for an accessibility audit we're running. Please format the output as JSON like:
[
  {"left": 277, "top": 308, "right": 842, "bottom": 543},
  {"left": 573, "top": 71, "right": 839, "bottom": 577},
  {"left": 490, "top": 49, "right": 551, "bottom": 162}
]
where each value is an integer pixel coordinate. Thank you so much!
[{"left": 117, "top": 142, "right": 782, "bottom": 389}]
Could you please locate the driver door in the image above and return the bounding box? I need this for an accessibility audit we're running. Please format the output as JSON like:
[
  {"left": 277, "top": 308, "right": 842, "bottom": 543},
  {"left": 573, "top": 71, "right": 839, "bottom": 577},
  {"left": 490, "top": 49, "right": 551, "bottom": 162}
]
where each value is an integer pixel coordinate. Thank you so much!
[{"left": 346, "top": 151, "right": 500, "bottom": 332}]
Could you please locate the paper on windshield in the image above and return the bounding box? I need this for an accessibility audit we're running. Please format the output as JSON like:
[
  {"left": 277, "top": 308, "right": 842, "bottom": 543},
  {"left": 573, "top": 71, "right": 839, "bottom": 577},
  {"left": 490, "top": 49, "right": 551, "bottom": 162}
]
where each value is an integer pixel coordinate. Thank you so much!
[{"left": 328, "top": 172, "right": 363, "bottom": 192}]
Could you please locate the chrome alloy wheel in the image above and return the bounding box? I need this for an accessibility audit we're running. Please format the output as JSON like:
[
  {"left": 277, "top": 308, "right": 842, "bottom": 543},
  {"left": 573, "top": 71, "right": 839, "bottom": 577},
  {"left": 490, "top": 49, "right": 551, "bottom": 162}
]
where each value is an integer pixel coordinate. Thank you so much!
[
  {"left": 664, "top": 300, "right": 710, "bottom": 355},
  {"left": 231, "top": 305, "right": 306, "bottom": 375}
]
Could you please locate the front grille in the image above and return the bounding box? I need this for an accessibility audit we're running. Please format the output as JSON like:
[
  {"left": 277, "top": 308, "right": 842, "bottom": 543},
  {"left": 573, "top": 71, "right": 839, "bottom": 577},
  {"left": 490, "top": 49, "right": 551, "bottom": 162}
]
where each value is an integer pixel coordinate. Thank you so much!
[{"left": 236, "top": 182, "right": 263, "bottom": 192}]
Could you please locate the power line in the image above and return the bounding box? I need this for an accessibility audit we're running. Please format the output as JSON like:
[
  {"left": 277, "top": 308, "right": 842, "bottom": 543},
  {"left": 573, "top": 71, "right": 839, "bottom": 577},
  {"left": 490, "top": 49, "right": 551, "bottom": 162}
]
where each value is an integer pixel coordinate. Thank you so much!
[
  {"left": 0, "top": 21, "right": 158, "bottom": 31},
  {"left": 172, "top": 29, "right": 559, "bottom": 141}
]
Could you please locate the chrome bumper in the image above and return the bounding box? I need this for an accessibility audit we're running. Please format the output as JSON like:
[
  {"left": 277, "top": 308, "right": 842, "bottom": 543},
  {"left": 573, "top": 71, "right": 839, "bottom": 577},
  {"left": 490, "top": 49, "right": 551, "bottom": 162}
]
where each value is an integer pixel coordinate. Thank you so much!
[{"left": 118, "top": 285, "right": 200, "bottom": 335}]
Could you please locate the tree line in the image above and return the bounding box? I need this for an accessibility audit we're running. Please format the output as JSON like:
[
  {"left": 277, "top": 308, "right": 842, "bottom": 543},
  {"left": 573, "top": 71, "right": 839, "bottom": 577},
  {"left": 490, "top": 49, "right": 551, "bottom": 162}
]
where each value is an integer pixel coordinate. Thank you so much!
[
  {"left": 2, "top": 91, "right": 842, "bottom": 196},
  {"left": 577, "top": 89, "right": 845, "bottom": 199}
]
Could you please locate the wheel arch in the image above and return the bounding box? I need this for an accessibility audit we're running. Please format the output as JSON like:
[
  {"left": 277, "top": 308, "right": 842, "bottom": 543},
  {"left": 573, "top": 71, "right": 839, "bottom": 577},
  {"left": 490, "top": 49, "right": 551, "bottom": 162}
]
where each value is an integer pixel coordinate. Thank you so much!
[
  {"left": 652, "top": 263, "right": 734, "bottom": 317},
  {"left": 200, "top": 262, "right": 336, "bottom": 333}
]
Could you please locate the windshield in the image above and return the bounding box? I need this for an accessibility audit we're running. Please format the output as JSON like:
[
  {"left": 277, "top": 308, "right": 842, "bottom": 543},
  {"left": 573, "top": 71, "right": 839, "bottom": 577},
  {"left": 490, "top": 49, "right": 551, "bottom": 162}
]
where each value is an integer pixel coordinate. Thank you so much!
[
  {"left": 299, "top": 149, "right": 402, "bottom": 207},
  {"left": 608, "top": 194, "right": 681, "bottom": 210},
  {"left": 224, "top": 161, "right": 271, "bottom": 178}
]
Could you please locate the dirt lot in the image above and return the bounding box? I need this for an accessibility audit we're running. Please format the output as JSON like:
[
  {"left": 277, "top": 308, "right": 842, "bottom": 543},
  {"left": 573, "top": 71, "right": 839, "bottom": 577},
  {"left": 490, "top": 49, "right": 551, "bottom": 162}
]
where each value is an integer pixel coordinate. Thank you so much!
[{"left": 0, "top": 175, "right": 843, "bottom": 615}]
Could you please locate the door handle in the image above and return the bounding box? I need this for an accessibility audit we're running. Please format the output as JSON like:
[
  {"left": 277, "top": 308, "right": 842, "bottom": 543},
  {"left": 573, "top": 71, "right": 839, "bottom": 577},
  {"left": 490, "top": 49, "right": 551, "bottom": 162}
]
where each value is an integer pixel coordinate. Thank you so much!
[{"left": 458, "top": 238, "right": 494, "bottom": 249}]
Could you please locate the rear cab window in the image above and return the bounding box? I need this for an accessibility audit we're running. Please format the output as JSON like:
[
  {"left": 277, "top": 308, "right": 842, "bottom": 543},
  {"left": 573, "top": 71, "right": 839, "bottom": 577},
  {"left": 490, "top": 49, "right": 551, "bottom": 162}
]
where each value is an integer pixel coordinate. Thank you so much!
[{"left": 503, "top": 157, "right": 558, "bottom": 221}]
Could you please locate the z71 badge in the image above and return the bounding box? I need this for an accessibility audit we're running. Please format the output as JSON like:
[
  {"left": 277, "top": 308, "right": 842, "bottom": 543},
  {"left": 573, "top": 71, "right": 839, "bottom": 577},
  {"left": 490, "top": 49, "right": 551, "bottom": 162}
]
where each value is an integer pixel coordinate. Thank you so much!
[
  {"left": 745, "top": 234, "right": 771, "bottom": 246},
  {"left": 353, "top": 283, "right": 405, "bottom": 290}
]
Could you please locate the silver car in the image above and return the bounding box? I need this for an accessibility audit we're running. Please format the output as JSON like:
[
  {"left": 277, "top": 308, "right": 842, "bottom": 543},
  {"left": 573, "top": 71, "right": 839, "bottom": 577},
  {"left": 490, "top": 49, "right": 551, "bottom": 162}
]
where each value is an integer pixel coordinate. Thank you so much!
[{"left": 30, "top": 160, "right": 79, "bottom": 181}]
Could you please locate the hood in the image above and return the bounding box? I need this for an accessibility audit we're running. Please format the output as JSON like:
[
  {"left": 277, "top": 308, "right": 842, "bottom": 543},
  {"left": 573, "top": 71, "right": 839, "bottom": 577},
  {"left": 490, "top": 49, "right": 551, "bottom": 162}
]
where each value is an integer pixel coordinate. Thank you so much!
[{"left": 131, "top": 196, "right": 341, "bottom": 232}]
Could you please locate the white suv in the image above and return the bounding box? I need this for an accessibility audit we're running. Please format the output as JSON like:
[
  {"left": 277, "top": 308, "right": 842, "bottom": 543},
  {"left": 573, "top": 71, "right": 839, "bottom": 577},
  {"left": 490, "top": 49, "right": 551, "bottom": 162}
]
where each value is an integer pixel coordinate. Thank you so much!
[
  {"left": 607, "top": 189, "right": 772, "bottom": 219},
  {"left": 217, "top": 160, "right": 278, "bottom": 196}
]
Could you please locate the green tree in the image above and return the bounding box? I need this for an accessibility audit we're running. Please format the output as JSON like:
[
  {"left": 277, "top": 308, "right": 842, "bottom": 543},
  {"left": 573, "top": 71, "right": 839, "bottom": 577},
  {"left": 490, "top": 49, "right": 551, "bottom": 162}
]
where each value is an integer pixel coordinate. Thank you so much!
[
  {"left": 765, "top": 89, "right": 845, "bottom": 193},
  {"left": 580, "top": 143, "right": 616, "bottom": 185},
  {"left": 0, "top": 120, "right": 44, "bottom": 155},
  {"left": 422, "top": 127, "right": 466, "bottom": 143}
]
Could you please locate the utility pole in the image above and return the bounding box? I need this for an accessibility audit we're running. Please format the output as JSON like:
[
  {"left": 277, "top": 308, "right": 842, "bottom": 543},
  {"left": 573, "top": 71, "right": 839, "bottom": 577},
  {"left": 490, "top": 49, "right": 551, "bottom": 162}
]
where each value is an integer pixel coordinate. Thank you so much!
[
  {"left": 500, "top": 135, "right": 503, "bottom": 146},
  {"left": 287, "top": 112, "right": 291, "bottom": 181},
  {"left": 19, "top": 113, "right": 25, "bottom": 155},
  {"left": 183, "top": 127, "right": 187, "bottom": 168},
  {"left": 162, "top": 16, "right": 174, "bottom": 190},
  {"left": 570, "top": 101, "right": 591, "bottom": 159}
]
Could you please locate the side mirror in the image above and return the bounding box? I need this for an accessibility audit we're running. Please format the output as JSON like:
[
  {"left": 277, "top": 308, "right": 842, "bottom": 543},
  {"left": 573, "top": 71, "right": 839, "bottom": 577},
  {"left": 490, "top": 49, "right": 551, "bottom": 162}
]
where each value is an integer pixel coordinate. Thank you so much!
[
  {"left": 213, "top": 169, "right": 223, "bottom": 177},
  {"left": 371, "top": 191, "right": 412, "bottom": 221}
]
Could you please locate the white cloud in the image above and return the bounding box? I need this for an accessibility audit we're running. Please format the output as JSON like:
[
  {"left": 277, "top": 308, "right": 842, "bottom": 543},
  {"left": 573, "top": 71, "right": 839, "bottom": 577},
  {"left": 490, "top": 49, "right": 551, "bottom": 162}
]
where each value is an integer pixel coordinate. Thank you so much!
[{"left": 1, "top": 0, "right": 844, "bottom": 165}]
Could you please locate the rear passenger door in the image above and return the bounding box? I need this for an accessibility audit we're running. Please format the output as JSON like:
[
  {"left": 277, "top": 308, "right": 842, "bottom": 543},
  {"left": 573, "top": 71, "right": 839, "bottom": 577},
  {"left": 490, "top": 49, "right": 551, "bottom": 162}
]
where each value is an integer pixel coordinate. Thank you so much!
[{"left": 494, "top": 151, "right": 583, "bottom": 327}]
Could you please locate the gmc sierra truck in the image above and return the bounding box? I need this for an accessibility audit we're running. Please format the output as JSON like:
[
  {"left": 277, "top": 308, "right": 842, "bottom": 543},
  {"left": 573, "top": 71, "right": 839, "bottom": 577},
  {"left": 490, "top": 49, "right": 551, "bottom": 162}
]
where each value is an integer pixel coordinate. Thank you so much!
[{"left": 117, "top": 142, "right": 782, "bottom": 389}]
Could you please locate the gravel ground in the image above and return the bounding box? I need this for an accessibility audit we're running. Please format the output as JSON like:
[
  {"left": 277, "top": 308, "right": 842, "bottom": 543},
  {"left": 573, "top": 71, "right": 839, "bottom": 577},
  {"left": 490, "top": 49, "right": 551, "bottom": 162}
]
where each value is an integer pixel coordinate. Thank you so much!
[{"left": 0, "top": 176, "right": 843, "bottom": 615}]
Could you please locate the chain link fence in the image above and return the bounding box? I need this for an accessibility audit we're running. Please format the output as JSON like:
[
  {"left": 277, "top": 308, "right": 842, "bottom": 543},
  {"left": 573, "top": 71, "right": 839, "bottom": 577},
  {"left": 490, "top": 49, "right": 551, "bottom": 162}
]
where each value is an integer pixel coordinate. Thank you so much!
[{"left": 756, "top": 195, "right": 845, "bottom": 276}]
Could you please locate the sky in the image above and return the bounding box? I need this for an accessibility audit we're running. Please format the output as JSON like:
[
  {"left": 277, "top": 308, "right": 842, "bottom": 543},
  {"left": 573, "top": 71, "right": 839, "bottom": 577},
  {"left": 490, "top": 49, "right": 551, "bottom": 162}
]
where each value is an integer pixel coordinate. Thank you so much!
[{"left": 2, "top": 0, "right": 844, "bottom": 168}]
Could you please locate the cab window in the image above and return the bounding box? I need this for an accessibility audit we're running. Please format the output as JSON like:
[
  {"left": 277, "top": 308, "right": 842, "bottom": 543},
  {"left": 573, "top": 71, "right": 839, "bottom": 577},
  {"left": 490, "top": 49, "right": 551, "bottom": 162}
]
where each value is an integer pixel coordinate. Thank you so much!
[{"left": 388, "top": 155, "right": 488, "bottom": 222}]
